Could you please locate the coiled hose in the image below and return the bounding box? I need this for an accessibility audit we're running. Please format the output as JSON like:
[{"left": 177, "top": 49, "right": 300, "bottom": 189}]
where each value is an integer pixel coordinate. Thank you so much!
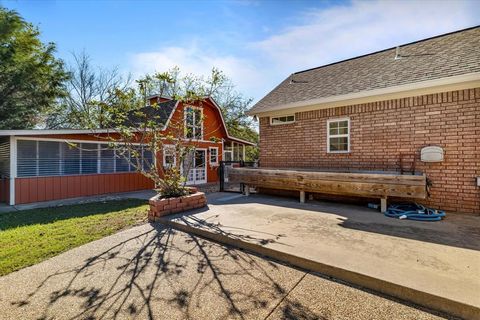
[{"left": 385, "top": 203, "right": 446, "bottom": 221}]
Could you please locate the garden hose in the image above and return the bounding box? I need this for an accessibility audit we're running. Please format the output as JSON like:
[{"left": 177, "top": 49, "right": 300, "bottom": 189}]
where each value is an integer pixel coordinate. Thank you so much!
[{"left": 384, "top": 203, "right": 446, "bottom": 221}]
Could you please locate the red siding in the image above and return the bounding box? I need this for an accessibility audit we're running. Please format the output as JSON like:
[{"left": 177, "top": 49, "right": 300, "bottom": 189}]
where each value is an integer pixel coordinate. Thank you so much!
[
  {"left": 15, "top": 173, "right": 154, "bottom": 205},
  {"left": 12, "top": 97, "right": 250, "bottom": 205}
]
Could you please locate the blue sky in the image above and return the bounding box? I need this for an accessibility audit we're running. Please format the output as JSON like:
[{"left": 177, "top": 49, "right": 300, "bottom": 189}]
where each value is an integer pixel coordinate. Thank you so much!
[{"left": 2, "top": 0, "right": 480, "bottom": 102}]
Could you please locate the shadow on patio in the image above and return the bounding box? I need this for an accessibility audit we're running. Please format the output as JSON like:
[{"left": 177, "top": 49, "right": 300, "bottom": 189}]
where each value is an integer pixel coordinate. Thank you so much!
[{"left": 9, "top": 223, "right": 321, "bottom": 320}]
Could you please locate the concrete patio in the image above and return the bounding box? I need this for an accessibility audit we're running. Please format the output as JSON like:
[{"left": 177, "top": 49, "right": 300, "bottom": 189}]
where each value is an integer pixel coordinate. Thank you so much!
[
  {"left": 157, "top": 192, "right": 480, "bottom": 319},
  {"left": 0, "top": 223, "right": 447, "bottom": 320}
]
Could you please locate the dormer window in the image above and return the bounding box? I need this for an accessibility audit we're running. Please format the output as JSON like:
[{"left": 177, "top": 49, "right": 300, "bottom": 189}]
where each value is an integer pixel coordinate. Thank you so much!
[{"left": 185, "top": 106, "right": 203, "bottom": 139}]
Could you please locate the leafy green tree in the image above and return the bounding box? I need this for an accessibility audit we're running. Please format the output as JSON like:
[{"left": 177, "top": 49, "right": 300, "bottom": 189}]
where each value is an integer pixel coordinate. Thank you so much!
[{"left": 0, "top": 7, "right": 68, "bottom": 129}]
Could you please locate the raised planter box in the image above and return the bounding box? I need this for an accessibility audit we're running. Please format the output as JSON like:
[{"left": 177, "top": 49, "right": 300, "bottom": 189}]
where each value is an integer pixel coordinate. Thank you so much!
[{"left": 148, "top": 188, "right": 207, "bottom": 221}]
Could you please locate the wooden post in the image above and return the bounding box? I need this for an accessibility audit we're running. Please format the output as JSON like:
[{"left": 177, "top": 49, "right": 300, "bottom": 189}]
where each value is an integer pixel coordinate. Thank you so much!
[
  {"left": 244, "top": 184, "right": 250, "bottom": 196},
  {"left": 300, "top": 191, "right": 305, "bottom": 203},
  {"left": 380, "top": 197, "right": 387, "bottom": 213}
]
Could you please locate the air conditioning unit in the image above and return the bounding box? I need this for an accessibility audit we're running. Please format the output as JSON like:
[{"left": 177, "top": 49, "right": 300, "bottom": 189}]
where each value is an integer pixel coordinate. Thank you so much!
[{"left": 420, "top": 146, "right": 444, "bottom": 162}]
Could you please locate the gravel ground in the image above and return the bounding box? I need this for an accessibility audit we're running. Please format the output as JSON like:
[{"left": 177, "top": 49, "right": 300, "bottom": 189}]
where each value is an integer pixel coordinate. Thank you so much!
[{"left": 0, "top": 223, "right": 451, "bottom": 320}]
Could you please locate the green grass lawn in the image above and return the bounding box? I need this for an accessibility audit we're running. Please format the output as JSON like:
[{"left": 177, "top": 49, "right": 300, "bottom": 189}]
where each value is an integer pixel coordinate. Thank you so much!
[{"left": 0, "top": 199, "right": 149, "bottom": 276}]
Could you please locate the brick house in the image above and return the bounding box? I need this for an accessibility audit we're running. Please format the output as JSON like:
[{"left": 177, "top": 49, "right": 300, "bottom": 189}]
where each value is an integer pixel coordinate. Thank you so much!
[
  {"left": 0, "top": 96, "right": 254, "bottom": 205},
  {"left": 247, "top": 27, "right": 479, "bottom": 214}
]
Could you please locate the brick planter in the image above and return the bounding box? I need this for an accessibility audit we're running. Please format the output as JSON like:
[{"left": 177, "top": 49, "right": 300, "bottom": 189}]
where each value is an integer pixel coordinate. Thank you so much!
[{"left": 148, "top": 188, "right": 207, "bottom": 222}]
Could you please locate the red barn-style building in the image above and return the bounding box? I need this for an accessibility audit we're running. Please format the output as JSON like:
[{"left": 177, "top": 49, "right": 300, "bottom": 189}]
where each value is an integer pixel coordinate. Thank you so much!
[{"left": 0, "top": 96, "right": 254, "bottom": 205}]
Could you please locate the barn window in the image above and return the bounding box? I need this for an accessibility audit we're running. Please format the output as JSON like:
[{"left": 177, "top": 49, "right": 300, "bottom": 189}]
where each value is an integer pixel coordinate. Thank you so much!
[
  {"left": 185, "top": 106, "right": 203, "bottom": 139},
  {"left": 209, "top": 147, "right": 218, "bottom": 165},
  {"left": 163, "top": 145, "right": 176, "bottom": 168}
]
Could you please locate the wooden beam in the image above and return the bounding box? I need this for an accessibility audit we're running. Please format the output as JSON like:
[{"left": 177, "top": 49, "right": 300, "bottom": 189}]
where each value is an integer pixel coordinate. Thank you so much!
[{"left": 228, "top": 168, "right": 427, "bottom": 200}]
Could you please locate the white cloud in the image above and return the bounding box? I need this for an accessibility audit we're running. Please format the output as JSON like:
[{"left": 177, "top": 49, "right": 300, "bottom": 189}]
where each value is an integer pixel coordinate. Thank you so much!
[
  {"left": 253, "top": 0, "right": 480, "bottom": 73},
  {"left": 130, "top": 44, "right": 267, "bottom": 99},
  {"left": 130, "top": 0, "right": 480, "bottom": 102}
]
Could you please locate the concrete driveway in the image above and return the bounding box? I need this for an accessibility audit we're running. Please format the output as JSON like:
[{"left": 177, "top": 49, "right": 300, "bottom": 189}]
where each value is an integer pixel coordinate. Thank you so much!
[
  {"left": 157, "top": 193, "right": 480, "bottom": 319},
  {"left": 0, "top": 222, "right": 447, "bottom": 320}
]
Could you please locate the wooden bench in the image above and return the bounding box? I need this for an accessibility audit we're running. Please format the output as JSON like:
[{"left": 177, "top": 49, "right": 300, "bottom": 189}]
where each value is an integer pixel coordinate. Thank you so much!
[{"left": 228, "top": 168, "right": 427, "bottom": 212}]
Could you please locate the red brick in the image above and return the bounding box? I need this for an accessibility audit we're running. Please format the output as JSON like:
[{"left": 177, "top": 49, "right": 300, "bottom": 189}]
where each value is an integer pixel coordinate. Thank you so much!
[{"left": 259, "top": 88, "right": 480, "bottom": 214}]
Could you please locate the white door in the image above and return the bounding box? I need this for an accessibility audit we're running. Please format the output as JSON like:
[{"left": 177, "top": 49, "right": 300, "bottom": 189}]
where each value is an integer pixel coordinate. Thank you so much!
[{"left": 184, "top": 149, "right": 207, "bottom": 185}]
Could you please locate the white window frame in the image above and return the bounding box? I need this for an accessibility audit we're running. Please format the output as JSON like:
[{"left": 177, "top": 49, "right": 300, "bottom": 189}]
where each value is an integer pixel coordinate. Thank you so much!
[
  {"left": 184, "top": 106, "right": 204, "bottom": 140},
  {"left": 270, "top": 114, "right": 295, "bottom": 125},
  {"left": 14, "top": 137, "right": 149, "bottom": 177},
  {"left": 209, "top": 147, "right": 219, "bottom": 165},
  {"left": 162, "top": 145, "right": 176, "bottom": 168},
  {"left": 327, "top": 117, "right": 350, "bottom": 153}
]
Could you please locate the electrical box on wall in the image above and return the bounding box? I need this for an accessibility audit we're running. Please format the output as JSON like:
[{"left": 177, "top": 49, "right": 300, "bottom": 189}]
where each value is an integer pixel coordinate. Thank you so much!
[{"left": 420, "top": 146, "right": 444, "bottom": 162}]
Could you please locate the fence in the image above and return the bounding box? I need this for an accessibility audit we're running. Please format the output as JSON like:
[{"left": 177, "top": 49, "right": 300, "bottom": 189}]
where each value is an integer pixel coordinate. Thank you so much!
[{"left": 218, "top": 161, "right": 257, "bottom": 192}]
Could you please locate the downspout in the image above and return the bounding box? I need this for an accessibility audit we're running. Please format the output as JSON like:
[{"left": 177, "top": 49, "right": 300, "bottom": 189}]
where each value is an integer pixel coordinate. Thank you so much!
[{"left": 9, "top": 136, "right": 16, "bottom": 206}]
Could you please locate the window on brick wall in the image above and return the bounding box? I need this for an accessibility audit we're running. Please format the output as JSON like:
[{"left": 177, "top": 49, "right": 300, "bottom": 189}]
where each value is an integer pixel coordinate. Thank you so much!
[
  {"left": 327, "top": 118, "right": 350, "bottom": 153},
  {"left": 270, "top": 115, "right": 295, "bottom": 125}
]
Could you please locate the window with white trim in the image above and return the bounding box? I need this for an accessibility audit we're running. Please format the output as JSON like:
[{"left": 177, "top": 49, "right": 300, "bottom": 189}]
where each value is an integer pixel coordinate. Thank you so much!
[
  {"left": 327, "top": 118, "right": 350, "bottom": 153},
  {"left": 16, "top": 140, "right": 152, "bottom": 177},
  {"left": 163, "top": 145, "right": 176, "bottom": 168},
  {"left": 270, "top": 115, "right": 295, "bottom": 125},
  {"left": 209, "top": 147, "right": 218, "bottom": 165},
  {"left": 185, "top": 106, "right": 203, "bottom": 139}
]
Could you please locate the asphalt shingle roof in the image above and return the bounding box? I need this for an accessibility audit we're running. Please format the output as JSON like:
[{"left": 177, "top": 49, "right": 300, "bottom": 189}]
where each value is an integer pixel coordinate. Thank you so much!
[
  {"left": 127, "top": 100, "right": 177, "bottom": 128},
  {"left": 249, "top": 26, "right": 480, "bottom": 114}
]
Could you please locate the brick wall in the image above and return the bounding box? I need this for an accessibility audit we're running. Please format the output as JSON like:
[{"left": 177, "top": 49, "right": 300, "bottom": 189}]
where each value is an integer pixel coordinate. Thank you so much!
[{"left": 259, "top": 88, "right": 480, "bottom": 214}]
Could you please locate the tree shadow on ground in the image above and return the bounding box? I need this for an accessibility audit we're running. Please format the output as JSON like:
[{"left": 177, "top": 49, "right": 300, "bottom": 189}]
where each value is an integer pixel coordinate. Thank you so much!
[
  {"left": 169, "top": 208, "right": 290, "bottom": 247},
  {"left": 9, "top": 223, "right": 319, "bottom": 320},
  {"left": 0, "top": 199, "right": 147, "bottom": 230}
]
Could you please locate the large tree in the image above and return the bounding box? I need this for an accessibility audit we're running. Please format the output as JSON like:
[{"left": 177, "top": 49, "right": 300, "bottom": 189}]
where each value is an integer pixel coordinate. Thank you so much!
[
  {"left": 45, "top": 51, "right": 131, "bottom": 129},
  {"left": 0, "top": 7, "right": 68, "bottom": 129}
]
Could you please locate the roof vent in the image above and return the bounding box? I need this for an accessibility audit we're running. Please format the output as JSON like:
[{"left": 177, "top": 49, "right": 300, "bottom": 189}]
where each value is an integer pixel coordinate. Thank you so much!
[
  {"left": 394, "top": 46, "right": 402, "bottom": 60},
  {"left": 289, "top": 74, "right": 309, "bottom": 84}
]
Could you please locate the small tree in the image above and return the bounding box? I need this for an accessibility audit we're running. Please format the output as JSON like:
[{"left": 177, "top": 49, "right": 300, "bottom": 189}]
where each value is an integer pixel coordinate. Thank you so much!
[
  {"left": 95, "top": 69, "right": 223, "bottom": 198},
  {"left": 143, "top": 67, "right": 259, "bottom": 161}
]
